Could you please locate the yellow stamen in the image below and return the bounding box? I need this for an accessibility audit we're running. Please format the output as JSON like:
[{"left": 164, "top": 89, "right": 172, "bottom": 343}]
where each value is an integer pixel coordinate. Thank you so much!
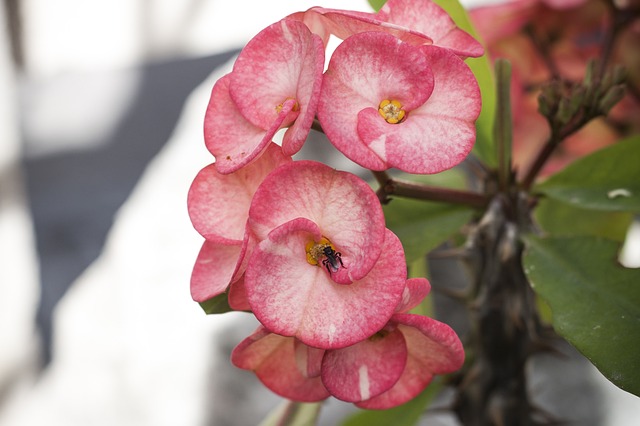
[
  {"left": 276, "top": 97, "right": 300, "bottom": 114},
  {"left": 378, "top": 99, "right": 406, "bottom": 124},
  {"left": 305, "top": 237, "right": 335, "bottom": 266}
]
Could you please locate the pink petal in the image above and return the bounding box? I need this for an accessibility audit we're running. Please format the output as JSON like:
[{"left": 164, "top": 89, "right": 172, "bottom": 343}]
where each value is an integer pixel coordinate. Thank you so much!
[
  {"left": 190, "top": 240, "right": 242, "bottom": 303},
  {"left": 230, "top": 19, "right": 324, "bottom": 156},
  {"left": 191, "top": 225, "right": 258, "bottom": 304},
  {"left": 318, "top": 32, "right": 434, "bottom": 171},
  {"left": 245, "top": 222, "right": 406, "bottom": 349},
  {"left": 394, "top": 313, "right": 465, "bottom": 374},
  {"left": 231, "top": 327, "right": 330, "bottom": 402},
  {"left": 378, "top": 0, "right": 483, "bottom": 58},
  {"left": 395, "top": 278, "right": 431, "bottom": 314},
  {"left": 356, "top": 313, "right": 464, "bottom": 409},
  {"left": 543, "top": 0, "right": 587, "bottom": 9},
  {"left": 204, "top": 74, "right": 281, "bottom": 174},
  {"left": 295, "top": 339, "right": 325, "bottom": 378},
  {"left": 187, "top": 143, "right": 290, "bottom": 242},
  {"left": 321, "top": 326, "right": 407, "bottom": 402},
  {"left": 287, "top": 10, "right": 331, "bottom": 46},
  {"left": 358, "top": 45, "right": 481, "bottom": 174},
  {"left": 291, "top": 7, "right": 432, "bottom": 45},
  {"left": 470, "top": 1, "right": 537, "bottom": 45},
  {"left": 248, "top": 160, "right": 386, "bottom": 282},
  {"left": 227, "top": 274, "right": 250, "bottom": 311}
]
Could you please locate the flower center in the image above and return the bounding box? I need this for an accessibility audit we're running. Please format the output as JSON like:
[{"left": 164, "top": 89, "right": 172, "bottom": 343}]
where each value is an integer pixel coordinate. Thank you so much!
[
  {"left": 378, "top": 99, "right": 405, "bottom": 124},
  {"left": 368, "top": 329, "right": 390, "bottom": 342},
  {"left": 305, "top": 237, "right": 344, "bottom": 274},
  {"left": 276, "top": 97, "right": 299, "bottom": 114}
]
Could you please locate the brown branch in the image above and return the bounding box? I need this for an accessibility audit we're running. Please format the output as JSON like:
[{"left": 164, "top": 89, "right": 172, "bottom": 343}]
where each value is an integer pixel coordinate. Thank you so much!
[{"left": 373, "top": 171, "right": 490, "bottom": 209}]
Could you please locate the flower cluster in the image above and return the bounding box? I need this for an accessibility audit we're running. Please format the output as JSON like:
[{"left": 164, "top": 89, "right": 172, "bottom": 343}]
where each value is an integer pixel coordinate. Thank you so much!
[{"left": 188, "top": 0, "right": 481, "bottom": 409}]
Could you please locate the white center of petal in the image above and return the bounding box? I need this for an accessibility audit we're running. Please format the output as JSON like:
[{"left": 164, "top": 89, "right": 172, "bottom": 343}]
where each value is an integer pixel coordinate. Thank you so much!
[
  {"left": 378, "top": 99, "right": 405, "bottom": 124},
  {"left": 358, "top": 365, "right": 371, "bottom": 401},
  {"left": 328, "top": 324, "right": 337, "bottom": 346}
]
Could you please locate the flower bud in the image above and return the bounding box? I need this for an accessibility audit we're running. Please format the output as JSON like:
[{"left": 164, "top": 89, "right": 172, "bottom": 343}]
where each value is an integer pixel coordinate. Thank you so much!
[
  {"left": 555, "top": 97, "right": 574, "bottom": 125},
  {"left": 598, "top": 84, "right": 626, "bottom": 115},
  {"left": 569, "top": 86, "right": 587, "bottom": 114}
]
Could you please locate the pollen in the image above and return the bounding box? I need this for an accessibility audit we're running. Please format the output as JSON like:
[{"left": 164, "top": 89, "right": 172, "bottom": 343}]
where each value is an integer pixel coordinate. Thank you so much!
[
  {"left": 276, "top": 97, "right": 300, "bottom": 114},
  {"left": 378, "top": 99, "right": 406, "bottom": 124},
  {"left": 305, "top": 237, "right": 334, "bottom": 266}
]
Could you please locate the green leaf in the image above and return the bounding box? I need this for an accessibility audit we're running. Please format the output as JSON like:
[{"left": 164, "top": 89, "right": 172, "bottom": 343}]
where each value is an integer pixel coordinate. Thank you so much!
[
  {"left": 535, "top": 136, "right": 640, "bottom": 212},
  {"left": 259, "top": 401, "right": 321, "bottom": 426},
  {"left": 385, "top": 201, "right": 473, "bottom": 263},
  {"left": 382, "top": 170, "right": 475, "bottom": 263},
  {"left": 367, "top": 0, "right": 387, "bottom": 11},
  {"left": 340, "top": 379, "right": 442, "bottom": 426},
  {"left": 522, "top": 235, "right": 640, "bottom": 397},
  {"left": 432, "top": 0, "right": 496, "bottom": 168},
  {"left": 198, "top": 293, "right": 233, "bottom": 315},
  {"left": 534, "top": 197, "right": 633, "bottom": 242}
]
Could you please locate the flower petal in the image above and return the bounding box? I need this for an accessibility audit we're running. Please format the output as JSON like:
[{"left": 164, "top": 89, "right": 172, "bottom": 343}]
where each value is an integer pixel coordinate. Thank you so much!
[
  {"left": 245, "top": 222, "right": 406, "bottom": 349},
  {"left": 394, "top": 313, "right": 465, "bottom": 374},
  {"left": 318, "top": 32, "right": 434, "bottom": 171},
  {"left": 248, "top": 160, "right": 386, "bottom": 282},
  {"left": 356, "top": 313, "right": 464, "bottom": 409},
  {"left": 291, "top": 7, "right": 432, "bottom": 45},
  {"left": 190, "top": 240, "right": 242, "bottom": 303},
  {"left": 358, "top": 45, "right": 481, "bottom": 174},
  {"left": 231, "top": 327, "right": 330, "bottom": 402},
  {"left": 227, "top": 274, "right": 250, "bottom": 311},
  {"left": 204, "top": 74, "right": 276, "bottom": 174},
  {"left": 187, "top": 143, "right": 290, "bottom": 242},
  {"left": 295, "top": 339, "right": 325, "bottom": 378},
  {"left": 378, "top": 0, "right": 484, "bottom": 58},
  {"left": 229, "top": 19, "right": 324, "bottom": 157},
  {"left": 395, "top": 277, "right": 431, "bottom": 314},
  {"left": 321, "top": 326, "right": 407, "bottom": 402}
]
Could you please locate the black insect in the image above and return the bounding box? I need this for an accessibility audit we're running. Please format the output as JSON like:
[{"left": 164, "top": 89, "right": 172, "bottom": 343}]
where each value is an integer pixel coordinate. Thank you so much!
[{"left": 321, "top": 246, "right": 344, "bottom": 274}]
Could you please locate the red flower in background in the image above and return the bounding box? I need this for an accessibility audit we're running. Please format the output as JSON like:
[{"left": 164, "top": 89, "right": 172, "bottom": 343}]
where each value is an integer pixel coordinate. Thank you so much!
[{"left": 471, "top": 0, "right": 640, "bottom": 177}]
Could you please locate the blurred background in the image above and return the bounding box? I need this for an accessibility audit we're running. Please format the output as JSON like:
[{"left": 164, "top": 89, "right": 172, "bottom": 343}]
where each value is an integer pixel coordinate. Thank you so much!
[{"left": 0, "top": 0, "right": 638, "bottom": 425}]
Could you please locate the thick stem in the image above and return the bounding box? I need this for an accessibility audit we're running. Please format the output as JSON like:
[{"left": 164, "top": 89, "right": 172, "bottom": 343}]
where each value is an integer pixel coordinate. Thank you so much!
[
  {"left": 373, "top": 171, "right": 490, "bottom": 209},
  {"left": 453, "top": 196, "right": 552, "bottom": 425},
  {"left": 494, "top": 59, "right": 514, "bottom": 193}
]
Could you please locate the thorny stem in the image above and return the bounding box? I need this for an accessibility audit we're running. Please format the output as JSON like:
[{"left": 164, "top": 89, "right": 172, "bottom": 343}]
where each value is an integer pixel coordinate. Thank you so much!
[
  {"left": 372, "top": 170, "right": 490, "bottom": 209},
  {"left": 452, "top": 196, "right": 556, "bottom": 426}
]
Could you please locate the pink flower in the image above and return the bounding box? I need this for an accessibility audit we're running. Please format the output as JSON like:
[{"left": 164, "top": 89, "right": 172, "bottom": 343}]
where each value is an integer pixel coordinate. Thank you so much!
[
  {"left": 231, "top": 327, "right": 330, "bottom": 402},
  {"left": 376, "top": 0, "right": 483, "bottom": 58},
  {"left": 204, "top": 19, "right": 324, "bottom": 174},
  {"left": 318, "top": 32, "right": 481, "bottom": 174},
  {"left": 245, "top": 160, "right": 407, "bottom": 349},
  {"left": 288, "top": 7, "right": 432, "bottom": 47},
  {"left": 231, "top": 278, "right": 465, "bottom": 408},
  {"left": 289, "top": 0, "right": 483, "bottom": 58},
  {"left": 187, "top": 143, "right": 290, "bottom": 306},
  {"left": 321, "top": 278, "right": 464, "bottom": 409}
]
